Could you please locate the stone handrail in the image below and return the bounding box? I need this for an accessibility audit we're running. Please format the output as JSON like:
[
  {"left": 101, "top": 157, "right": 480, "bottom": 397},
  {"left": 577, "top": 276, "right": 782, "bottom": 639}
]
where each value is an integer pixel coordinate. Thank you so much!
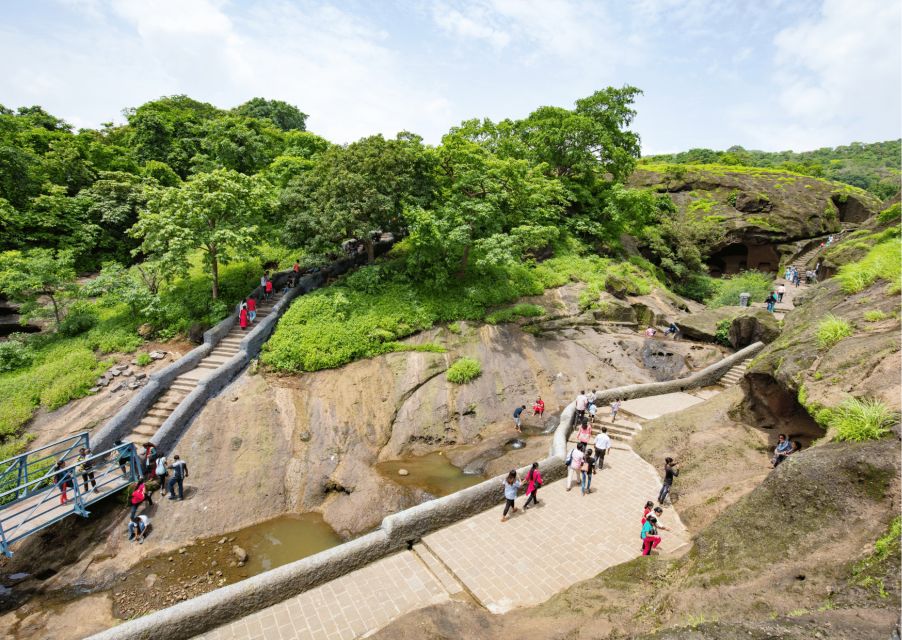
[{"left": 86, "top": 340, "right": 764, "bottom": 640}]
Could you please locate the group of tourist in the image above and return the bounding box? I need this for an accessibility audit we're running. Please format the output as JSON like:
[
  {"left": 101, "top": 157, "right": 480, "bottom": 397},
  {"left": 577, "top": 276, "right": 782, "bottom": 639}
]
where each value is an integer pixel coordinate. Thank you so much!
[
  {"left": 119, "top": 441, "right": 189, "bottom": 543},
  {"left": 770, "top": 433, "right": 802, "bottom": 468},
  {"left": 499, "top": 462, "right": 543, "bottom": 522},
  {"left": 640, "top": 501, "right": 672, "bottom": 555},
  {"left": 52, "top": 447, "right": 100, "bottom": 505}
]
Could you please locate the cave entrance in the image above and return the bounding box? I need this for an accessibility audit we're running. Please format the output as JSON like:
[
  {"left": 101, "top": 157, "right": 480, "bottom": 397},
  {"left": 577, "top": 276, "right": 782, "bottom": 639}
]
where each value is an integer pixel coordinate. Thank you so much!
[
  {"left": 742, "top": 372, "right": 826, "bottom": 447},
  {"left": 708, "top": 242, "right": 780, "bottom": 276},
  {"left": 832, "top": 194, "right": 870, "bottom": 223}
]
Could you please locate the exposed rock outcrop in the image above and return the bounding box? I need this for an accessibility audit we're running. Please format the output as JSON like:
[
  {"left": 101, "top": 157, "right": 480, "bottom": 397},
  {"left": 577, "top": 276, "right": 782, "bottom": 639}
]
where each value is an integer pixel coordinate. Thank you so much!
[{"left": 675, "top": 306, "right": 779, "bottom": 348}]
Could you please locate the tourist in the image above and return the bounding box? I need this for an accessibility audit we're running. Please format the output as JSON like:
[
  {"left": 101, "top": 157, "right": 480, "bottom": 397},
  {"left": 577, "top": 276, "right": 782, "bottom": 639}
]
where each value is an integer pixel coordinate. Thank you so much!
[
  {"left": 664, "top": 322, "right": 679, "bottom": 339},
  {"left": 581, "top": 447, "right": 596, "bottom": 495},
  {"left": 658, "top": 457, "right": 679, "bottom": 505},
  {"left": 565, "top": 443, "right": 585, "bottom": 492},
  {"left": 513, "top": 405, "right": 526, "bottom": 433},
  {"left": 129, "top": 480, "right": 152, "bottom": 518},
  {"left": 293, "top": 260, "right": 301, "bottom": 283},
  {"left": 776, "top": 283, "right": 786, "bottom": 303},
  {"left": 784, "top": 266, "right": 792, "bottom": 281},
  {"left": 155, "top": 454, "right": 169, "bottom": 497},
  {"left": 588, "top": 401, "right": 597, "bottom": 423},
  {"left": 577, "top": 420, "right": 593, "bottom": 445},
  {"left": 587, "top": 389, "right": 597, "bottom": 408},
  {"left": 610, "top": 399, "right": 622, "bottom": 424},
  {"left": 575, "top": 390, "right": 588, "bottom": 422},
  {"left": 642, "top": 500, "right": 654, "bottom": 524},
  {"left": 531, "top": 397, "right": 545, "bottom": 417},
  {"left": 167, "top": 455, "right": 189, "bottom": 500},
  {"left": 246, "top": 296, "right": 257, "bottom": 323},
  {"left": 500, "top": 469, "right": 521, "bottom": 522},
  {"left": 793, "top": 268, "right": 801, "bottom": 287},
  {"left": 644, "top": 326, "right": 656, "bottom": 338},
  {"left": 142, "top": 443, "right": 157, "bottom": 478},
  {"left": 76, "top": 447, "right": 98, "bottom": 494},
  {"left": 54, "top": 460, "right": 72, "bottom": 505},
  {"left": 594, "top": 426, "right": 611, "bottom": 470},
  {"left": 523, "top": 462, "right": 542, "bottom": 509},
  {"left": 651, "top": 506, "right": 671, "bottom": 532},
  {"left": 260, "top": 271, "right": 267, "bottom": 290},
  {"left": 765, "top": 291, "right": 777, "bottom": 313},
  {"left": 239, "top": 302, "right": 249, "bottom": 330},
  {"left": 114, "top": 440, "right": 131, "bottom": 478},
  {"left": 641, "top": 515, "right": 662, "bottom": 555},
  {"left": 128, "top": 514, "right": 150, "bottom": 543},
  {"left": 770, "top": 434, "right": 793, "bottom": 468},
  {"left": 265, "top": 276, "right": 274, "bottom": 300}
]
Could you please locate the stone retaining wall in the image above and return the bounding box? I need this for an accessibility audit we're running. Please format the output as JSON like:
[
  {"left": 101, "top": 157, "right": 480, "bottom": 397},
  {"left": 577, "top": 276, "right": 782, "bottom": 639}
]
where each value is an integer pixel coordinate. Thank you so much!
[{"left": 87, "top": 341, "right": 762, "bottom": 640}]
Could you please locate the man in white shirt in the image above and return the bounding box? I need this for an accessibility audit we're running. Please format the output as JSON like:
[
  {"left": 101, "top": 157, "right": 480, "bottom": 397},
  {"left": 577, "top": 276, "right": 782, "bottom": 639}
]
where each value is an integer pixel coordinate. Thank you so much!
[
  {"left": 575, "top": 390, "right": 588, "bottom": 422},
  {"left": 594, "top": 426, "right": 612, "bottom": 470},
  {"left": 128, "top": 514, "right": 150, "bottom": 543}
]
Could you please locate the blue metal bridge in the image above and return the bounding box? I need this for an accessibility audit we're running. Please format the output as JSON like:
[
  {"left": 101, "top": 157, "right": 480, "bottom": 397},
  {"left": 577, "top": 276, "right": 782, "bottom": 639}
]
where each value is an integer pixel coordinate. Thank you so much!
[{"left": 0, "top": 433, "right": 142, "bottom": 557}]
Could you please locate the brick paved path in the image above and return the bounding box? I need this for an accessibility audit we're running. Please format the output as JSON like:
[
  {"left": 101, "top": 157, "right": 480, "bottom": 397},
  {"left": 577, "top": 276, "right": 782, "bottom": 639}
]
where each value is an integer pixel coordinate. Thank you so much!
[{"left": 195, "top": 447, "right": 688, "bottom": 640}]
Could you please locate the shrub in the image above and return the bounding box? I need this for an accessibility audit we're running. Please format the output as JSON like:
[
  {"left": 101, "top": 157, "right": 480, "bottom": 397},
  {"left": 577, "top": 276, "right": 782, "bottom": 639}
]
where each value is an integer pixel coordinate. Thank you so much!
[
  {"left": 707, "top": 271, "right": 773, "bottom": 308},
  {"left": 0, "top": 340, "right": 33, "bottom": 373},
  {"left": 485, "top": 303, "right": 545, "bottom": 324},
  {"left": 675, "top": 274, "right": 719, "bottom": 302},
  {"left": 830, "top": 397, "right": 898, "bottom": 442},
  {"left": 59, "top": 303, "right": 99, "bottom": 336},
  {"left": 816, "top": 314, "right": 853, "bottom": 349},
  {"left": 135, "top": 352, "right": 153, "bottom": 366},
  {"left": 836, "top": 239, "right": 901, "bottom": 294},
  {"left": 877, "top": 203, "right": 901, "bottom": 224},
  {"left": 863, "top": 310, "right": 889, "bottom": 322},
  {"left": 446, "top": 357, "right": 482, "bottom": 384},
  {"left": 714, "top": 319, "right": 731, "bottom": 347}
]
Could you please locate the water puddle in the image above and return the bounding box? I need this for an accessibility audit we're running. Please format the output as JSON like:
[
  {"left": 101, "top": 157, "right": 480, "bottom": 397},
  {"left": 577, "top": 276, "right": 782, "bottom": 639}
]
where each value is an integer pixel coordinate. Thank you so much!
[
  {"left": 375, "top": 452, "right": 485, "bottom": 497},
  {"left": 233, "top": 513, "right": 342, "bottom": 573}
]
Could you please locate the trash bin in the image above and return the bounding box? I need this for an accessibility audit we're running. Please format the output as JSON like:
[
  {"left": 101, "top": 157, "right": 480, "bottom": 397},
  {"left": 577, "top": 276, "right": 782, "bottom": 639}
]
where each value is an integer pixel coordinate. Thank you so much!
[{"left": 739, "top": 292, "right": 750, "bottom": 307}]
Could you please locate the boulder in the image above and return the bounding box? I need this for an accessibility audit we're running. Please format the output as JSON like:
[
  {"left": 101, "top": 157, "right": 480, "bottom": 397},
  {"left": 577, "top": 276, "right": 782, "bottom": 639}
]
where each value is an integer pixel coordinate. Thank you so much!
[
  {"left": 111, "top": 382, "right": 125, "bottom": 393},
  {"left": 675, "top": 307, "right": 744, "bottom": 343},
  {"left": 149, "top": 351, "right": 167, "bottom": 361},
  {"left": 232, "top": 545, "right": 248, "bottom": 563},
  {"left": 728, "top": 310, "right": 780, "bottom": 348},
  {"left": 110, "top": 369, "right": 122, "bottom": 377},
  {"left": 188, "top": 323, "right": 207, "bottom": 344},
  {"left": 137, "top": 323, "right": 154, "bottom": 338}
]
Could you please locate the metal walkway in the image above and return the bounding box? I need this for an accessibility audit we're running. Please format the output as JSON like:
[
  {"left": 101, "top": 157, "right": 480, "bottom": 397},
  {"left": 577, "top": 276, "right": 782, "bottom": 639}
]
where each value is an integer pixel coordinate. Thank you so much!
[{"left": 0, "top": 432, "right": 141, "bottom": 556}]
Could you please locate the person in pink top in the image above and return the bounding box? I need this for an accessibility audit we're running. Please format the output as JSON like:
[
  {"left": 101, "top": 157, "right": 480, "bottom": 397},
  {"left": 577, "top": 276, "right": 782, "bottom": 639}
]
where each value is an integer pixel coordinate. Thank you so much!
[
  {"left": 566, "top": 443, "right": 585, "bottom": 491},
  {"left": 577, "top": 420, "right": 592, "bottom": 444},
  {"left": 523, "top": 462, "right": 542, "bottom": 509},
  {"left": 239, "top": 305, "right": 249, "bottom": 330}
]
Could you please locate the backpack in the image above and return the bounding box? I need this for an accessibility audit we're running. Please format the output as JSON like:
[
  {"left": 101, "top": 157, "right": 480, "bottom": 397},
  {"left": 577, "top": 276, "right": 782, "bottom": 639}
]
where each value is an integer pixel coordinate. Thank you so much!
[{"left": 564, "top": 449, "right": 573, "bottom": 468}]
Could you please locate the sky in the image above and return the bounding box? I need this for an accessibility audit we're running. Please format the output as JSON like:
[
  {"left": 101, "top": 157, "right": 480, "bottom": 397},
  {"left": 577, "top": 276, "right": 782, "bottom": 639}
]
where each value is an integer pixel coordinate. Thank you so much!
[{"left": 1, "top": 0, "right": 899, "bottom": 154}]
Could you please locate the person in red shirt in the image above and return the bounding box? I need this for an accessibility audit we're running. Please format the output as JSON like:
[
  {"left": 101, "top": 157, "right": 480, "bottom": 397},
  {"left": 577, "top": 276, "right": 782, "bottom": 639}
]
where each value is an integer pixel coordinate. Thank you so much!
[
  {"left": 532, "top": 397, "right": 545, "bottom": 416},
  {"left": 264, "top": 278, "right": 273, "bottom": 300},
  {"left": 239, "top": 305, "right": 249, "bottom": 330},
  {"left": 246, "top": 296, "right": 257, "bottom": 323}
]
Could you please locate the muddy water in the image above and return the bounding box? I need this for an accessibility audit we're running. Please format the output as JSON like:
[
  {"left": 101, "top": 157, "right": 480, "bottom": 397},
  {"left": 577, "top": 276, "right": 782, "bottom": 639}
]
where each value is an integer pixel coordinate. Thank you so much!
[
  {"left": 237, "top": 513, "right": 342, "bottom": 573},
  {"left": 375, "top": 452, "right": 485, "bottom": 497}
]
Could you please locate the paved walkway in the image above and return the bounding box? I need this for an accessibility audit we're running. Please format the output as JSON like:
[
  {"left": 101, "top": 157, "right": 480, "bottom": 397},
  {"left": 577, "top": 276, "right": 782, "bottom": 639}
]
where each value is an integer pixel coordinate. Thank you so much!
[
  {"left": 195, "top": 448, "right": 689, "bottom": 640},
  {"left": 618, "top": 392, "right": 706, "bottom": 420}
]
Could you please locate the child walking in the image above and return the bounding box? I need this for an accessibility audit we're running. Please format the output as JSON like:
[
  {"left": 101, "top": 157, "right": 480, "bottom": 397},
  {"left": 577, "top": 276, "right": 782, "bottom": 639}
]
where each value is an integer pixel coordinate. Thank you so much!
[{"left": 501, "top": 469, "right": 521, "bottom": 522}]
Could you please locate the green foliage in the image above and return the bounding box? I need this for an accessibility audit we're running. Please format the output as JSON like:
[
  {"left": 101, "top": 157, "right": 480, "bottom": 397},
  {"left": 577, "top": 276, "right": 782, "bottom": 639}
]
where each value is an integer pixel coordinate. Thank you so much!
[
  {"left": 714, "top": 319, "right": 732, "bottom": 347},
  {"left": 836, "top": 239, "right": 901, "bottom": 294},
  {"left": 877, "top": 203, "right": 901, "bottom": 224},
  {"left": 135, "top": 352, "right": 152, "bottom": 366},
  {"left": 852, "top": 516, "right": 901, "bottom": 599},
  {"left": 485, "top": 303, "right": 545, "bottom": 324},
  {"left": 706, "top": 271, "right": 773, "bottom": 308},
  {"left": 233, "top": 97, "right": 308, "bottom": 132},
  {"left": 446, "top": 357, "right": 482, "bottom": 384},
  {"left": 675, "top": 274, "right": 719, "bottom": 302},
  {"left": 863, "top": 310, "right": 889, "bottom": 322},
  {"left": 0, "top": 248, "right": 77, "bottom": 328},
  {"left": 59, "top": 302, "right": 98, "bottom": 336},
  {"left": 816, "top": 314, "right": 853, "bottom": 349},
  {"left": 745, "top": 215, "right": 782, "bottom": 231},
  {"left": 0, "top": 340, "right": 33, "bottom": 373},
  {"left": 642, "top": 140, "right": 901, "bottom": 199},
  {"left": 830, "top": 397, "right": 898, "bottom": 442},
  {"left": 688, "top": 197, "right": 717, "bottom": 213}
]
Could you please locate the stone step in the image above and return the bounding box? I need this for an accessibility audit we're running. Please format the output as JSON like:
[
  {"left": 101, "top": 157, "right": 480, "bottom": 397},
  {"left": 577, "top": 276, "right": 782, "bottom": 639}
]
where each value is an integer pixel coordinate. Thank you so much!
[
  {"left": 146, "top": 408, "right": 172, "bottom": 419},
  {"left": 196, "top": 361, "right": 222, "bottom": 370},
  {"left": 412, "top": 543, "right": 464, "bottom": 595},
  {"left": 140, "top": 415, "right": 166, "bottom": 427}
]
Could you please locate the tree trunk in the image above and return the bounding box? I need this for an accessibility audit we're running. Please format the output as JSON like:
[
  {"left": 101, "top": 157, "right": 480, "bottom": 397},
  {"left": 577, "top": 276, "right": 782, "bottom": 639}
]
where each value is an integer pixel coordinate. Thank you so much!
[
  {"left": 47, "top": 292, "right": 61, "bottom": 329},
  {"left": 365, "top": 238, "right": 375, "bottom": 264},
  {"left": 210, "top": 250, "right": 219, "bottom": 300},
  {"left": 455, "top": 244, "right": 471, "bottom": 279}
]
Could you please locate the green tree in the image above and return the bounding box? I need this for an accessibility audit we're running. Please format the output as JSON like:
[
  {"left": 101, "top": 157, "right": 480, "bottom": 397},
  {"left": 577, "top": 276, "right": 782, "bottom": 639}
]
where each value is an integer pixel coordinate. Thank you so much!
[
  {"left": 193, "top": 115, "right": 282, "bottom": 175},
  {"left": 234, "top": 98, "right": 308, "bottom": 131},
  {"left": 282, "top": 133, "right": 433, "bottom": 262},
  {"left": 132, "top": 169, "right": 273, "bottom": 299},
  {"left": 0, "top": 248, "right": 77, "bottom": 328}
]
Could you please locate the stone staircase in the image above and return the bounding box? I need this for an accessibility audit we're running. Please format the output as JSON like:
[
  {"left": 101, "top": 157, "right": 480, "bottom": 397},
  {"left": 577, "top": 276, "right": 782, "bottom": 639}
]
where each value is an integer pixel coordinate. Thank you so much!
[
  {"left": 717, "top": 358, "right": 751, "bottom": 389},
  {"left": 566, "top": 415, "right": 643, "bottom": 449},
  {"left": 130, "top": 293, "right": 282, "bottom": 443}
]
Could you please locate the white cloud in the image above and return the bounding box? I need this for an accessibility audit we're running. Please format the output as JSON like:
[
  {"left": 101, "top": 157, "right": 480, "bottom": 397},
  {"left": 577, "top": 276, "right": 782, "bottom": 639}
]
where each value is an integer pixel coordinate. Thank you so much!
[
  {"left": 733, "top": 0, "right": 901, "bottom": 149},
  {"left": 432, "top": 4, "right": 511, "bottom": 49}
]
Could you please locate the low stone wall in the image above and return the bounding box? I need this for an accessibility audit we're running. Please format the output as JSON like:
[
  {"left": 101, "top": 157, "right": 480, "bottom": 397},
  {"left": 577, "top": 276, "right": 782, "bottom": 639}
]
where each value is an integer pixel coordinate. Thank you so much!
[{"left": 551, "top": 341, "right": 765, "bottom": 458}]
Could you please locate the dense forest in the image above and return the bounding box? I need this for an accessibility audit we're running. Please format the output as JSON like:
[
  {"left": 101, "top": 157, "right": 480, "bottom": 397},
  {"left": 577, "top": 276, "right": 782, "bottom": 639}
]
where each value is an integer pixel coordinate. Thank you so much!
[{"left": 642, "top": 139, "right": 901, "bottom": 200}]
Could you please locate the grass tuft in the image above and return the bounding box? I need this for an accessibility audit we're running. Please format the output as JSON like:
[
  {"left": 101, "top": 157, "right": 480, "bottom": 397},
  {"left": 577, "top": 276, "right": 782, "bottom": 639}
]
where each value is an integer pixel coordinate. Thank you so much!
[
  {"left": 816, "top": 314, "right": 853, "bottom": 349},
  {"left": 830, "top": 397, "right": 898, "bottom": 442},
  {"left": 446, "top": 357, "right": 482, "bottom": 384}
]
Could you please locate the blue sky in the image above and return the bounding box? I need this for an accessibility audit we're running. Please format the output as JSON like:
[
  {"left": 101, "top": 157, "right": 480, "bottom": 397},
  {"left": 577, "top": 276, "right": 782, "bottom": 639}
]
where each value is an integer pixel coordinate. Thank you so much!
[{"left": 1, "top": 0, "right": 899, "bottom": 153}]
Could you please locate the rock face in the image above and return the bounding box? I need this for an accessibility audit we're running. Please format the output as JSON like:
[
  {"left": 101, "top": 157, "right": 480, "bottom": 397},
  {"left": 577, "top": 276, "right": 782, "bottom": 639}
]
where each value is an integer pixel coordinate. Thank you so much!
[
  {"left": 629, "top": 166, "right": 883, "bottom": 274},
  {"left": 676, "top": 306, "right": 778, "bottom": 348}
]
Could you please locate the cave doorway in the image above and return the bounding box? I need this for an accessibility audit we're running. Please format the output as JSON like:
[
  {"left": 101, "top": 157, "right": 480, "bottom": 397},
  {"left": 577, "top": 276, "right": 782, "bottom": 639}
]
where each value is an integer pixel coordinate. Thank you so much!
[
  {"left": 831, "top": 194, "right": 870, "bottom": 223},
  {"left": 708, "top": 242, "right": 780, "bottom": 276}
]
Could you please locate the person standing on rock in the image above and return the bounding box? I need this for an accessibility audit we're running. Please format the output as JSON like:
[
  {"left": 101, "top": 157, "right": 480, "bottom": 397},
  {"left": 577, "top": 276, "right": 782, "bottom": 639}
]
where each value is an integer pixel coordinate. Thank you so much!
[
  {"left": 594, "top": 426, "right": 611, "bottom": 470},
  {"left": 142, "top": 443, "right": 157, "bottom": 478},
  {"left": 658, "top": 458, "right": 679, "bottom": 505},
  {"left": 155, "top": 454, "right": 169, "bottom": 498},
  {"left": 776, "top": 283, "right": 786, "bottom": 303},
  {"left": 523, "top": 462, "right": 542, "bottom": 509},
  {"left": 566, "top": 443, "right": 585, "bottom": 492},
  {"left": 501, "top": 469, "right": 521, "bottom": 522},
  {"left": 532, "top": 397, "right": 545, "bottom": 417},
  {"left": 513, "top": 405, "right": 526, "bottom": 433},
  {"left": 168, "top": 455, "right": 189, "bottom": 500},
  {"left": 246, "top": 296, "right": 257, "bottom": 323}
]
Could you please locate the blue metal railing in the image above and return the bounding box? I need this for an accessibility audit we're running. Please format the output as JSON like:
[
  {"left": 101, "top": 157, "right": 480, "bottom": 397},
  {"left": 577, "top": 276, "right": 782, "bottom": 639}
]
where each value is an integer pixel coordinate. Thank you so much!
[{"left": 0, "top": 437, "right": 142, "bottom": 557}]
